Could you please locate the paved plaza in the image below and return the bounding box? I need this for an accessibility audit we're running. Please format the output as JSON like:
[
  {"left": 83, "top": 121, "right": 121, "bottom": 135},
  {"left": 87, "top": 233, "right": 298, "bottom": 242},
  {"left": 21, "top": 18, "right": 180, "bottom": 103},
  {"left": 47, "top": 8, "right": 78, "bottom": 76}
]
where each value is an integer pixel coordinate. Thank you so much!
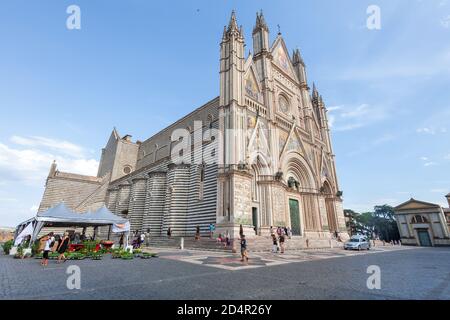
[{"left": 1, "top": 246, "right": 449, "bottom": 300}]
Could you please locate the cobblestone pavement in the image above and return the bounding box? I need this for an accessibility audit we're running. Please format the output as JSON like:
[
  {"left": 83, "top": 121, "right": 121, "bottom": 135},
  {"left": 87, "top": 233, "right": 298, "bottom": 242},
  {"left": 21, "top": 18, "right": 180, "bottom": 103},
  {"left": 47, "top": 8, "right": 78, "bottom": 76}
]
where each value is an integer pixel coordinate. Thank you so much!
[
  {"left": 1, "top": 246, "right": 449, "bottom": 300},
  {"left": 156, "top": 245, "right": 415, "bottom": 271}
]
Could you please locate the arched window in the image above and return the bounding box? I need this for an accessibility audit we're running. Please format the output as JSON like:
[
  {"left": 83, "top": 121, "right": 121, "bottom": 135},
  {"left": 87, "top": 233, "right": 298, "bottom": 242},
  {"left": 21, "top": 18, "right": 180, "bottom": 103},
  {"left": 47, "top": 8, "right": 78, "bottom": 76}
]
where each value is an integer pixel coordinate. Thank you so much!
[{"left": 411, "top": 215, "right": 428, "bottom": 224}]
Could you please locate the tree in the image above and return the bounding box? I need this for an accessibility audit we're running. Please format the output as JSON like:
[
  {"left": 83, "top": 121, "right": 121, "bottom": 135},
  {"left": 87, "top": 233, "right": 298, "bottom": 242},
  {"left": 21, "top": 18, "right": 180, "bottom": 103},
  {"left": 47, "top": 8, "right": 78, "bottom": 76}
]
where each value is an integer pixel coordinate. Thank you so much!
[{"left": 344, "top": 205, "right": 400, "bottom": 241}]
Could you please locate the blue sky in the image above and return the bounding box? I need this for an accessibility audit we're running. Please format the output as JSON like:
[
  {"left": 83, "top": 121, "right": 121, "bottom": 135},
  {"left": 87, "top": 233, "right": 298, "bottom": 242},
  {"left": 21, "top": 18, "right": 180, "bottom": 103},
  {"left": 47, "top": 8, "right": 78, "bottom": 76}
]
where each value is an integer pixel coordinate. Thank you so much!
[{"left": 0, "top": 0, "right": 449, "bottom": 227}]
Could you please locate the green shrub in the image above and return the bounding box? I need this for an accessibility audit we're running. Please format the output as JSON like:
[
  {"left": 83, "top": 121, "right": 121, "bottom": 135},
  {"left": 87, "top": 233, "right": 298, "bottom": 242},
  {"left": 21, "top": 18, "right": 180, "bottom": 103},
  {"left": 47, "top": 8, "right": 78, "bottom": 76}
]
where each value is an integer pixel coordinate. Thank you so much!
[
  {"left": 67, "top": 252, "right": 85, "bottom": 260},
  {"left": 2, "top": 240, "right": 13, "bottom": 255},
  {"left": 83, "top": 240, "right": 99, "bottom": 252},
  {"left": 31, "top": 241, "right": 40, "bottom": 256},
  {"left": 120, "top": 252, "right": 134, "bottom": 260}
]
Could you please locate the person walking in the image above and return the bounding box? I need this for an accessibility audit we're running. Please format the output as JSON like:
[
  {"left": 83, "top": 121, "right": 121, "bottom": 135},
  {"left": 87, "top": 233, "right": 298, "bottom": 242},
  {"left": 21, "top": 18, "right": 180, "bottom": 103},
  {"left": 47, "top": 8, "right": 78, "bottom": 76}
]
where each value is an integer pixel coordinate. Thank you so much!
[
  {"left": 195, "top": 226, "right": 200, "bottom": 241},
  {"left": 167, "top": 227, "right": 172, "bottom": 239},
  {"left": 209, "top": 224, "right": 215, "bottom": 239},
  {"left": 140, "top": 232, "right": 145, "bottom": 248},
  {"left": 145, "top": 229, "right": 150, "bottom": 247},
  {"left": 225, "top": 230, "right": 230, "bottom": 248},
  {"left": 41, "top": 234, "right": 53, "bottom": 267},
  {"left": 57, "top": 233, "right": 70, "bottom": 263},
  {"left": 240, "top": 234, "right": 249, "bottom": 262},
  {"left": 279, "top": 233, "right": 286, "bottom": 254},
  {"left": 271, "top": 233, "right": 278, "bottom": 253}
]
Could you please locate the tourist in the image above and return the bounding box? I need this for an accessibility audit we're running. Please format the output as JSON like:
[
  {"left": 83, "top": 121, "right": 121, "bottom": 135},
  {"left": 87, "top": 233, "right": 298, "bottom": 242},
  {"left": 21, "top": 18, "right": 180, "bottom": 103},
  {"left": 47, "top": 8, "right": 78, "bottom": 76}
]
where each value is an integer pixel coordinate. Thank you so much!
[
  {"left": 195, "top": 226, "right": 200, "bottom": 241},
  {"left": 240, "top": 234, "right": 248, "bottom": 262},
  {"left": 284, "top": 227, "right": 288, "bottom": 236},
  {"left": 52, "top": 235, "right": 60, "bottom": 253},
  {"left": 57, "top": 233, "right": 70, "bottom": 263},
  {"left": 145, "top": 228, "right": 150, "bottom": 247},
  {"left": 140, "top": 232, "right": 145, "bottom": 247},
  {"left": 271, "top": 233, "right": 278, "bottom": 253},
  {"left": 287, "top": 227, "right": 292, "bottom": 239},
  {"left": 41, "top": 234, "right": 53, "bottom": 267},
  {"left": 225, "top": 230, "right": 230, "bottom": 247},
  {"left": 209, "top": 223, "right": 215, "bottom": 239},
  {"left": 167, "top": 227, "right": 172, "bottom": 239},
  {"left": 216, "top": 234, "right": 222, "bottom": 244},
  {"left": 279, "top": 233, "right": 286, "bottom": 254}
]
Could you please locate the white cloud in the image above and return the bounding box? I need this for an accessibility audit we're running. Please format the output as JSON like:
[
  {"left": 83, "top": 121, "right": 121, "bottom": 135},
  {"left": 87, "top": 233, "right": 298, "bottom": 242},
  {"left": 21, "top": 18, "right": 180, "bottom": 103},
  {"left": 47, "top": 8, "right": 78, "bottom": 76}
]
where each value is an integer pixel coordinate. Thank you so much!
[
  {"left": 30, "top": 205, "right": 39, "bottom": 212},
  {"left": 424, "top": 162, "right": 438, "bottom": 167},
  {"left": 416, "top": 127, "right": 447, "bottom": 135},
  {"left": 0, "top": 137, "right": 99, "bottom": 186},
  {"left": 420, "top": 156, "right": 429, "bottom": 161},
  {"left": 445, "top": 154, "right": 450, "bottom": 160},
  {"left": 327, "top": 104, "right": 388, "bottom": 131},
  {"left": 10, "top": 136, "right": 87, "bottom": 158}
]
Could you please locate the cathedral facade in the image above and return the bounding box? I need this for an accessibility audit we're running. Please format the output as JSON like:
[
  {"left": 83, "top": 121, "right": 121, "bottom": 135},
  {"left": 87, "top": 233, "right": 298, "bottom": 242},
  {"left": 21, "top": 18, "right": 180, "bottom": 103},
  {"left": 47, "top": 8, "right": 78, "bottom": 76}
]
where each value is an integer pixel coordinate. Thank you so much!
[{"left": 38, "top": 12, "right": 349, "bottom": 242}]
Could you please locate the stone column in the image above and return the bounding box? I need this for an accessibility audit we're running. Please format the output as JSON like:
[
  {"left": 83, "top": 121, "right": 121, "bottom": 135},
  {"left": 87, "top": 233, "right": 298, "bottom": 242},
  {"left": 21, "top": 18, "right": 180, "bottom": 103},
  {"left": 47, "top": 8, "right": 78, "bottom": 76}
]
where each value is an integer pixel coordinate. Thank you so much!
[
  {"left": 129, "top": 177, "right": 148, "bottom": 233},
  {"left": 142, "top": 171, "right": 167, "bottom": 236},
  {"left": 116, "top": 182, "right": 131, "bottom": 218},
  {"left": 106, "top": 187, "right": 119, "bottom": 214},
  {"left": 163, "top": 164, "right": 190, "bottom": 236}
]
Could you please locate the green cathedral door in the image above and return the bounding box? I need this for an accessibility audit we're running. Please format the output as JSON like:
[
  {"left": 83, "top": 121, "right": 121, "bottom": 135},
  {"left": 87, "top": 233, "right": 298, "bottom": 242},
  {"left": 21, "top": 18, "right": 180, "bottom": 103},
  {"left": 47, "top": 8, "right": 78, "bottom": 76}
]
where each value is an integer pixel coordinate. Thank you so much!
[
  {"left": 252, "top": 207, "right": 258, "bottom": 231},
  {"left": 417, "top": 230, "right": 432, "bottom": 247},
  {"left": 289, "top": 199, "right": 301, "bottom": 236}
]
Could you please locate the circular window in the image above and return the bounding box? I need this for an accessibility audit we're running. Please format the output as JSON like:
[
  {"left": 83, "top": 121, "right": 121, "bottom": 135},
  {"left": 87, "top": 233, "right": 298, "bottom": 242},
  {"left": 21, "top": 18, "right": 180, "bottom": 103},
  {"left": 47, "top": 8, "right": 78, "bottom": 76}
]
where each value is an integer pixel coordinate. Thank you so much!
[
  {"left": 123, "top": 166, "right": 132, "bottom": 175},
  {"left": 279, "top": 95, "right": 290, "bottom": 114}
]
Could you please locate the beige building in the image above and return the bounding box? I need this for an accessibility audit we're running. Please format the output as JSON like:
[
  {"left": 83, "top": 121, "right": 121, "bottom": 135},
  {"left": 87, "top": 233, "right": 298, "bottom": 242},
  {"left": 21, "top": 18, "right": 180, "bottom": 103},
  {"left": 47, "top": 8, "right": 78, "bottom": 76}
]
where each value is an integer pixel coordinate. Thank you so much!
[
  {"left": 37, "top": 11, "right": 349, "bottom": 246},
  {"left": 394, "top": 194, "right": 450, "bottom": 247}
]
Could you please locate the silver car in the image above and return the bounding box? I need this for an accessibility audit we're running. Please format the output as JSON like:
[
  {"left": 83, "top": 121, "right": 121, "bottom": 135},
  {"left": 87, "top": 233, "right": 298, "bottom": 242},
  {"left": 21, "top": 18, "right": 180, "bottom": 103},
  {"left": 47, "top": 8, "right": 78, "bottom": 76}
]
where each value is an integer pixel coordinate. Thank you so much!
[{"left": 344, "top": 236, "right": 371, "bottom": 251}]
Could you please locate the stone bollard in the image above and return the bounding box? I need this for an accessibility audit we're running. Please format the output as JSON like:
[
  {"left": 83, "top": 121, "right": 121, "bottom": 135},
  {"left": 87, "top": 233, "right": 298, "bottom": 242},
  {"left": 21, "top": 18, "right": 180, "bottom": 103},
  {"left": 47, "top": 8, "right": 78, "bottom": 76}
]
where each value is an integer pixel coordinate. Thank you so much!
[{"left": 180, "top": 237, "right": 184, "bottom": 250}]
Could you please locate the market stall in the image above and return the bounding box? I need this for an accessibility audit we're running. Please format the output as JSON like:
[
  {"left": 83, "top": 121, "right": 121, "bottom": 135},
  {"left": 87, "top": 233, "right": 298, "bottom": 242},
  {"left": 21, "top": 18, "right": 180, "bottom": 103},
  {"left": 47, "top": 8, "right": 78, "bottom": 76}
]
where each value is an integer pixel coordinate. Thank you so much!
[{"left": 14, "top": 203, "right": 130, "bottom": 249}]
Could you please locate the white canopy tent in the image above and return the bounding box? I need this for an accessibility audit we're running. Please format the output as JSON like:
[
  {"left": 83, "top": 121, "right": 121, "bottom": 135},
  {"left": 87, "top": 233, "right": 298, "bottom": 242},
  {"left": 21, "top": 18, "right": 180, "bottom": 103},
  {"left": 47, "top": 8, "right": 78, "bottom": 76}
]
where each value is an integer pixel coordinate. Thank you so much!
[{"left": 14, "top": 203, "right": 130, "bottom": 246}]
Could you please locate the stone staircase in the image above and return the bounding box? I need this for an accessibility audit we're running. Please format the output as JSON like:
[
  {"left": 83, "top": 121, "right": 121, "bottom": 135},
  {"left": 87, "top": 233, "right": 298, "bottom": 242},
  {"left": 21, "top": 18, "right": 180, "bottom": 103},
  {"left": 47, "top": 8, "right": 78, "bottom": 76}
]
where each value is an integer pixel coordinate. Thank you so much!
[{"left": 146, "top": 235, "right": 343, "bottom": 253}]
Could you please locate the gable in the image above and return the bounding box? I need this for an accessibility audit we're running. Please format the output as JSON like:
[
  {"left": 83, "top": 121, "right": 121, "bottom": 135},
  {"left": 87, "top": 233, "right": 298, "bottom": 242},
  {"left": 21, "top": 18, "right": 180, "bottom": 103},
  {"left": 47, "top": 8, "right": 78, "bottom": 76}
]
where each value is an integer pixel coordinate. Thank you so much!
[
  {"left": 271, "top": 37, "right": 297, "bottom": 80},
  {"left": 244, "top": 63, "right": 262, "bottom": 102},
  {"left": 395, "top": 199, "right": 441, "bottom": 211}
]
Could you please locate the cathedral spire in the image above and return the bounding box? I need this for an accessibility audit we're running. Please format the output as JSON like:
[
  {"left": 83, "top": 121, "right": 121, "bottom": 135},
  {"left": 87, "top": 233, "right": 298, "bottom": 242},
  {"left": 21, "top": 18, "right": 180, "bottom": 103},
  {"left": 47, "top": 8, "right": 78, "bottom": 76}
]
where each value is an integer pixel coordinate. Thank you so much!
[
  {"left": 292, "top": 48, "right": 305, "bottom": 66},
  {"left": 292, "top": 48, "right": 307, "bottom": 86},
  {"left": 312, "top": 82, "right": 319, "bottom": 100},
  {"left": 252, "top": 10, "right": 270, "bottom": 55},
  {"left": 227, "top": 10, "right": 240, "bottom": 34},
  {"left": 253, "top": 10, "right": 269, "bottom": 34}
]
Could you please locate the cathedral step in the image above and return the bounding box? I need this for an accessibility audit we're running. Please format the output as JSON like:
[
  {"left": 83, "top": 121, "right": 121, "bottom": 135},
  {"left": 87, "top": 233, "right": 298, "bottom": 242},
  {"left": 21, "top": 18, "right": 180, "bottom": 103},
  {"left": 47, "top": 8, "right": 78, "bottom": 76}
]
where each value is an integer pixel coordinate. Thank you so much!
[{"left": 144, "top": 236, "right": 343, "bottom": 252}]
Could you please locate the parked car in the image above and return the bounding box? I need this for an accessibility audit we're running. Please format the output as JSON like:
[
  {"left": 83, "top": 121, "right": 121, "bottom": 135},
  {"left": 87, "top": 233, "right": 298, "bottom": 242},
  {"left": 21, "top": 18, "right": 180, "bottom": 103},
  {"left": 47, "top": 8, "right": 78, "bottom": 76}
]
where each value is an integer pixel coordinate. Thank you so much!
[{"left": 344, "top": 235, "right": 371, "bottom": 251}]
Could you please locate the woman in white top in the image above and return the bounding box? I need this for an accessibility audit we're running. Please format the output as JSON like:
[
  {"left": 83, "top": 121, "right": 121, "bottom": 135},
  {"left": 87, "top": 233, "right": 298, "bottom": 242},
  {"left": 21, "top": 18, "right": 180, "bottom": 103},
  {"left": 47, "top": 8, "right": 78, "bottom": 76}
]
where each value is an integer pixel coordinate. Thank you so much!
[{"left": 41, "top": 233, "right": 53, "bottom": 267}]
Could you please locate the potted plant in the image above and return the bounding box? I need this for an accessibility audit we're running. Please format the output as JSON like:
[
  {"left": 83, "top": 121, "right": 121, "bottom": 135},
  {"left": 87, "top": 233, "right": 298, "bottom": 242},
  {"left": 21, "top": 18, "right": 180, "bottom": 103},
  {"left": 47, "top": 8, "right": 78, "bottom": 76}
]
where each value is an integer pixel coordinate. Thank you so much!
[
  {"left": 14, "top": 246, "right": 24, "bottom": 259},
  {"left": 2, "top": 240, "right": 13, "bottom": 255}
]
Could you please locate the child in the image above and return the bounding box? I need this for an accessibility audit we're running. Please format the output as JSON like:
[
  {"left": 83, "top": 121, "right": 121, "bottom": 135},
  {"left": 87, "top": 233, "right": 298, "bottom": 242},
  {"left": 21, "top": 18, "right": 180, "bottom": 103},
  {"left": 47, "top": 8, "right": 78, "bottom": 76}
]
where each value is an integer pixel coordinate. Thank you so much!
[{"left": 240, "top": 235, "right": 248, "bottom": 262}]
